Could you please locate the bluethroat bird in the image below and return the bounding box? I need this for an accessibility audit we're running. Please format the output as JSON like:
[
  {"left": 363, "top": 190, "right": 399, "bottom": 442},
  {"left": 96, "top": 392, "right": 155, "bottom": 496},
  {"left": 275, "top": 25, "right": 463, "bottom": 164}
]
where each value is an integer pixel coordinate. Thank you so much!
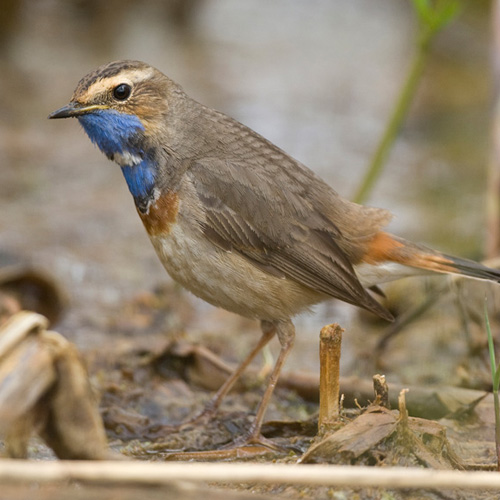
[{"left": 50, "top": 60, "right": 500, "bottom": 449}]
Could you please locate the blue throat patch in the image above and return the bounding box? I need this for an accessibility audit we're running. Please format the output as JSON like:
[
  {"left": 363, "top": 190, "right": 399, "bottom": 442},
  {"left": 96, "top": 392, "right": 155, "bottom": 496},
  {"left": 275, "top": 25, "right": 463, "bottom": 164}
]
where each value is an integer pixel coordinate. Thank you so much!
[
  {"left": 78, "top": 109, "right": 145, "bottom": 157},
  {"left": 78, "top": 110, "right": 157, "bottom": 202},
  {"left": 120, "top": 160, "right": 157, "bottom": 201}
]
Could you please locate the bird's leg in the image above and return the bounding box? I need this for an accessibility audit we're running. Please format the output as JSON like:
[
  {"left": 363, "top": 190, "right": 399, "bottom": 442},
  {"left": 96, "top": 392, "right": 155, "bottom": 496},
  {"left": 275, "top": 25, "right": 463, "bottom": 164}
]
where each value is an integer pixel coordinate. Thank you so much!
[
  {"left": 182, "top": 321, "right": 276, "bottom": 426},
  {"left": 225, "top": 319, "right": 295, "bottom": 450}
]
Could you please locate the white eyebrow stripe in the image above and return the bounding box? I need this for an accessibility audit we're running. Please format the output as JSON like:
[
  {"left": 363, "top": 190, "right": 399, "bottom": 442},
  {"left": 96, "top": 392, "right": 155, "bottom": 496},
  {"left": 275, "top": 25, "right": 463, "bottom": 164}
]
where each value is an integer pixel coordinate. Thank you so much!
[{"left": 79, "top": 68, "right": 155, "bottom": 102}]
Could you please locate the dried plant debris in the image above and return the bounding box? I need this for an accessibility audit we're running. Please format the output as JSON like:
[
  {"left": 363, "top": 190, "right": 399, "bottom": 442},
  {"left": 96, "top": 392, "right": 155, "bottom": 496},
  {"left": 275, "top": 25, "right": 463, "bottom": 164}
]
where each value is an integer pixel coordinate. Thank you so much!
[
  {"left": 94, "top": 335, "right": 498, "bottom": 467},
  {"left": 0, "top": 265, "right": 66, "bottom": 326},
  {"left": 372, "top": 374, "right": 390, "bottom": 409},
  {"left": 301, "top": 391, "right": 463, "bottom": 469},
  {"left": 284, "top": 372, "right": 492, "bottom": 421},
  {"left": 440, "top": 393, "right": 497, "bottom": 469},
  {"left": 0, "top": 311, "right": 112, "bottom": 459}
]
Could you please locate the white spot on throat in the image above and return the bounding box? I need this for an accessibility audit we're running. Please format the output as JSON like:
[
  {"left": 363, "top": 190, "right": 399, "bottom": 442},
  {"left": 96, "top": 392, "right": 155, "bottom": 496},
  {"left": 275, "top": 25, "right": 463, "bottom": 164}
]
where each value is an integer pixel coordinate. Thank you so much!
[{"left": 113, "top": 150, "right": 142, "bottom": 167}]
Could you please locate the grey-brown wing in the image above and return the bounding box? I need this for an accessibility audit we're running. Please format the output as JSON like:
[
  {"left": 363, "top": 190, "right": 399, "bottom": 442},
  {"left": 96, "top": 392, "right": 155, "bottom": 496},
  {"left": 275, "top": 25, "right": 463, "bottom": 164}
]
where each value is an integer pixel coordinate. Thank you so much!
[{"left": 188, "top": 158, "right": 392, "bottom": 320}]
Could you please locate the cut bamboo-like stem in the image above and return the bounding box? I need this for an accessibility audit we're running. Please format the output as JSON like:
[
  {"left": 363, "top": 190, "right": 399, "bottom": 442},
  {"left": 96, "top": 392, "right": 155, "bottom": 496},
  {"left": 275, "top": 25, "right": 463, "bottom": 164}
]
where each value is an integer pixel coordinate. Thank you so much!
[{"left": 318, "top": 323, "right": 344, "bottom": 430}]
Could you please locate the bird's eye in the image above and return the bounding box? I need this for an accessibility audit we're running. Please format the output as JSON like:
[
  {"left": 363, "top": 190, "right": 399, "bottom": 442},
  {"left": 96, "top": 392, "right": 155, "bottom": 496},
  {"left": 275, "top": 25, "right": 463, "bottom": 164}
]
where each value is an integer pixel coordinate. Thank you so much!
[{"left": 113, "top": 83, "right": 131, "bottom": 101}]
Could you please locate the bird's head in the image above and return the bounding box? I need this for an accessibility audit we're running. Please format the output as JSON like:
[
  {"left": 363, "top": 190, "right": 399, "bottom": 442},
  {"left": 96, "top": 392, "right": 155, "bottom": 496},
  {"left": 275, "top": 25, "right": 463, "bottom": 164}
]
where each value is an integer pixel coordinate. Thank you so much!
[
  {"left": 49, "top": 60, "right": 187, "bottom": 209},
  {"left": 49, "top": 60, "right": 176, "bottom": 164}
]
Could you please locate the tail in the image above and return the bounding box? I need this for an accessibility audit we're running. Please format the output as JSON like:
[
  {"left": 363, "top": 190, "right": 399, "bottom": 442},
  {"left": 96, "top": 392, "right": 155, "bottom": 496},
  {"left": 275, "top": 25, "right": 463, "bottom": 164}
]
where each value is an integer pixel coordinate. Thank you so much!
[
  {"left": 427, "top": 252, "right": 500, "bottom": 282},
  {"left": 358, "top": 231, "right": 500, "bottom": 286}
]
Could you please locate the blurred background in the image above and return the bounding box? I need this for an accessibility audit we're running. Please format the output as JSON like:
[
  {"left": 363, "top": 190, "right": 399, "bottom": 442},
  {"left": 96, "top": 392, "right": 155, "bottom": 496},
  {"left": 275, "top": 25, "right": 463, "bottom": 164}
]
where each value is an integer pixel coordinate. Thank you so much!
[{"left": 0, "top": 0, "right": 496, "bottom": 386}]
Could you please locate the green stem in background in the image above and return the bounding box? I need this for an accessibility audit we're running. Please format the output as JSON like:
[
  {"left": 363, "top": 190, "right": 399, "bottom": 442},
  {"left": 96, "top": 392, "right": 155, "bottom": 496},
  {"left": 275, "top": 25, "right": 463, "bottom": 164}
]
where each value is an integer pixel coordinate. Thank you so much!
[
  {"left": 352, "top": 0, "right": 461, "bottom": 205},
  {"left": 485, "top": 301, "right": 500, "bottom": 472},
  {"left": 353, "top": 46, "right": 427, "bottom": 204}
]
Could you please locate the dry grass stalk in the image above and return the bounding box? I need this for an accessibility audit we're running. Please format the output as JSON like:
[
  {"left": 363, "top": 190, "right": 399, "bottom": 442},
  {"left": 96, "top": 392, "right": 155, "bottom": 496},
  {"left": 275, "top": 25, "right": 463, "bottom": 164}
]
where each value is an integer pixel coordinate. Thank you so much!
[{"left": 2, "top": 460, "right": 500, "bottom": 491}]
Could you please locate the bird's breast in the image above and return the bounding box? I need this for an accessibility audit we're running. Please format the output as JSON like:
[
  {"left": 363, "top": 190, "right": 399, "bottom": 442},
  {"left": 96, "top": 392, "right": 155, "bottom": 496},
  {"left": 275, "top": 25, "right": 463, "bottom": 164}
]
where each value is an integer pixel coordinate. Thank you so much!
[{"left": 137, "top": 190, "right": 180, "bottom": 236}]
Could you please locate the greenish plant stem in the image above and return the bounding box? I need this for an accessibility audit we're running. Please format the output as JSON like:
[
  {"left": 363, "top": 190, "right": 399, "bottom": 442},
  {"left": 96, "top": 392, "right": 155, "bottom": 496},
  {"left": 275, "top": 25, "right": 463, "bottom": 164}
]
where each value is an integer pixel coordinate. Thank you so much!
[
  {"left": 353, "top": 47, "right": 428, "bottom": 204},
  {"left": 353, "top": 0, "right": 460, "bottom": 204},
  {"left": 485, "top": 302, "right": 500, "bottom": 471}
]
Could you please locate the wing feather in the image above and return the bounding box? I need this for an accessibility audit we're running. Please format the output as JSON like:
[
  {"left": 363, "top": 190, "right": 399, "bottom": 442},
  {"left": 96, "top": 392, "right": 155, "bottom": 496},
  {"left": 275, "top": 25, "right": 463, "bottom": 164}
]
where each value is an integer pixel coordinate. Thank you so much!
[{"left": 188, "top": 157, "right": 392, "bottom": 320}]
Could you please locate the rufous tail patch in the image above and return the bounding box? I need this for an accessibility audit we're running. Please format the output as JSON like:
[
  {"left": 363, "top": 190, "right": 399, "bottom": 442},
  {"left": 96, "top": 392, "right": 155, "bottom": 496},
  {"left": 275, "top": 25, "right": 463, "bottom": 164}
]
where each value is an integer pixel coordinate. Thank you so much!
[
  {"left": 362, "top": 231, "right": 457, "bottom": 273},
  {"left": 361, "top": 232, "right": 405, "bottom": 264}
]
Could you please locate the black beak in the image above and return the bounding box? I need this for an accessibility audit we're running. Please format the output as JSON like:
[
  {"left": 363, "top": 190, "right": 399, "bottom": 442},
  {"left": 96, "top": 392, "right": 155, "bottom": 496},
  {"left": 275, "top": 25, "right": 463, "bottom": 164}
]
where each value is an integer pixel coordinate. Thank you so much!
[
  {"left": 48, "top": 102, "right": 80, "bottom": 119},
  {"left": 48, "top": 102, "right": 106, "bottom": 119}
]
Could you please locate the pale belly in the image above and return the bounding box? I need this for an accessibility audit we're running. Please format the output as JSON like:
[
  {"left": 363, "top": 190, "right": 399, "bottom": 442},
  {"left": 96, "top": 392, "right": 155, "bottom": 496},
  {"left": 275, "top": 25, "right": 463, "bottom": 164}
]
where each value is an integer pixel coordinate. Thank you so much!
[{"left": 147, "top": 223, "right": 326, "bottom": 321}]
